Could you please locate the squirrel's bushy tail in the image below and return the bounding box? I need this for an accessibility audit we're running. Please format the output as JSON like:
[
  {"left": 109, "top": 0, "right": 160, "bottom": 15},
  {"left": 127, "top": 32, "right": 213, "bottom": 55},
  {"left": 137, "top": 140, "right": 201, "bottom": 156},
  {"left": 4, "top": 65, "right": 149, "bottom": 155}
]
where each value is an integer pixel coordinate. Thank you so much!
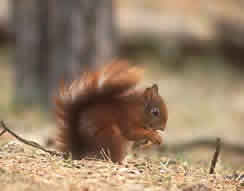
[{"left": 54, "top": 60, "right": 144, "bottom": 151}]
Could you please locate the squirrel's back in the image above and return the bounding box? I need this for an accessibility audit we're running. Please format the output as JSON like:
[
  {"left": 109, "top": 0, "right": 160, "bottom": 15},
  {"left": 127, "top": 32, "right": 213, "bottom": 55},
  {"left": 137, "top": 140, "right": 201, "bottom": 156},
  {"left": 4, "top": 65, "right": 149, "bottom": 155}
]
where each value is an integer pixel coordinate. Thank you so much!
[{"left": 54, "top": 60, "right": 145, "bottom": 160}]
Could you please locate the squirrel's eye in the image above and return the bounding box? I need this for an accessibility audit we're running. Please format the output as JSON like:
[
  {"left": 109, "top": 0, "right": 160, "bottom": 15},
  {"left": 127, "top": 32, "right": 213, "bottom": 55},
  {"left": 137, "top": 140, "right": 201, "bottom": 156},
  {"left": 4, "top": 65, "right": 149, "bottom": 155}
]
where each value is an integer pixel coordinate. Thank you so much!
[{"left": 151, "top": 107, "right": 160, "bottom": 117}]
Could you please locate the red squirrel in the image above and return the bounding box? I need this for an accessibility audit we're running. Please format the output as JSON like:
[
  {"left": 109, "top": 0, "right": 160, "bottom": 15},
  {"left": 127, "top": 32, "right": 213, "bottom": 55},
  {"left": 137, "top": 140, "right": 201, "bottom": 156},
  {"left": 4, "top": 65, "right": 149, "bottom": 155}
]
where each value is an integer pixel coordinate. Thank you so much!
[{"left": 54, "top": 60, "right": 168, "bottom": 163}]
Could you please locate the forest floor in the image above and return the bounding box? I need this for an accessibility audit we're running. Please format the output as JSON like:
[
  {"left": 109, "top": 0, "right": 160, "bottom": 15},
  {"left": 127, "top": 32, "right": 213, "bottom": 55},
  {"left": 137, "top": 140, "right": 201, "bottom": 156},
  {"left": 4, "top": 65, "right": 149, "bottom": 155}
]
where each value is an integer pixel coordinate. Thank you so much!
[{"left": 0, "top": 141, "right": 243, "bottom": 191}]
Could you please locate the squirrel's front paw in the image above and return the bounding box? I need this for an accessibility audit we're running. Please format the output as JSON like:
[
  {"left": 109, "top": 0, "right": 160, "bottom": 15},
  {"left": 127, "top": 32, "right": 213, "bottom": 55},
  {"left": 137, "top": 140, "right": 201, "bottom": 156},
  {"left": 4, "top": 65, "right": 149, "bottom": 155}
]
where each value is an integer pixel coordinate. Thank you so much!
[{"left": 149, "top": 131, "right": 162, "bottom": 145}]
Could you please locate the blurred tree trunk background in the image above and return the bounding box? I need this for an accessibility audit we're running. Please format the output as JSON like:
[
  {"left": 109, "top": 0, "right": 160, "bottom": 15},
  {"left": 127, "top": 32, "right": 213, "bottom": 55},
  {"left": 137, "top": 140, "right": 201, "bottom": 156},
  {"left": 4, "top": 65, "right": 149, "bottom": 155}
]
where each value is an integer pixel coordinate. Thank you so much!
[
  {"left": 12, "top": 0, "right": 45, "bottom": 107},
  {"left": 12, "top": 0, "right": 117, "bottom": 110},
  {"left": 7, "top": 0, "right": 244, "bottom": 111}
]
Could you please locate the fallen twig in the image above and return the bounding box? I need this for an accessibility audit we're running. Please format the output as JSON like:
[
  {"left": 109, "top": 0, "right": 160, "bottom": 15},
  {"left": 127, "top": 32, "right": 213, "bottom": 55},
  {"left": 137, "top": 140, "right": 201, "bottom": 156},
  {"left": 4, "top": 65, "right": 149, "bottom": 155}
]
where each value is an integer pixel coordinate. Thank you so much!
[
  {"left": 209, "top": 138, "right": 221, "bottom": 174},
  {"left": 0, "top": 129, "right": 6, "bottom": 136},
  {"left": 0, "top": 120, "right": 66, "bottom": 158}
]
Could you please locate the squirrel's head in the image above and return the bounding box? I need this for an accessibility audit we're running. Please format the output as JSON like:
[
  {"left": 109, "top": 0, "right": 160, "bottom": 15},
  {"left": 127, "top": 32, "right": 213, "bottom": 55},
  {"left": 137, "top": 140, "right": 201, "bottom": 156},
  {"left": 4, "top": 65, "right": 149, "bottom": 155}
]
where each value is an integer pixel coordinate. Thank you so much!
[{"left": 143, "top": 84, "right": 168, "bottom": 131}]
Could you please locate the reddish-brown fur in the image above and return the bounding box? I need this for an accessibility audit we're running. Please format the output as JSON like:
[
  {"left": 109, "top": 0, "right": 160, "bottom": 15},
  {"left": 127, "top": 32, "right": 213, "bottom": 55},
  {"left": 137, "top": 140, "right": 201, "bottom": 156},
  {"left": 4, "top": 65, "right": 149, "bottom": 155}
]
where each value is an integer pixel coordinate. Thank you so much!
[{"left": 54, "top": 60, "right": 168, "bottom": 163}]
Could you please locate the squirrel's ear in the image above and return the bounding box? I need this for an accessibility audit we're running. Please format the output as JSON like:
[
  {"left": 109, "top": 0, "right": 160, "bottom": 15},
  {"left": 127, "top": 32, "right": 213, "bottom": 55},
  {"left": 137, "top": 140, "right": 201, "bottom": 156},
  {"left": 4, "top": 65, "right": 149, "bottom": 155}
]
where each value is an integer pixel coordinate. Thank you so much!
[
  {"left": 144, "top": 84, "right": 159, "bottom": 101},
  {"left": 144, "top": 87, "right": 152, "bottom": 101},
  {"left": 151, "top": 84, "right": 159, "bottom": 95}
]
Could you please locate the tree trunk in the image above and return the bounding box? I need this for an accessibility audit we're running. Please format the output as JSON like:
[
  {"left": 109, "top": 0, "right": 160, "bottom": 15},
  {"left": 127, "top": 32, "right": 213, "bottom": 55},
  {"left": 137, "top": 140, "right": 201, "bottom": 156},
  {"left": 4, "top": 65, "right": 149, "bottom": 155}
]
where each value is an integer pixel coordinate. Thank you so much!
[
  {"left": 48, "top": 0, "right": 117, "bottom": 107},
  {"left": 94, "top": 0, "right": 117, "bottom": 67},
  {"left": 12, "top": 0, "right": 117, "bottom": 110},
  {"left": 12, "top": 0, "right": 44, "bottom": 107}
]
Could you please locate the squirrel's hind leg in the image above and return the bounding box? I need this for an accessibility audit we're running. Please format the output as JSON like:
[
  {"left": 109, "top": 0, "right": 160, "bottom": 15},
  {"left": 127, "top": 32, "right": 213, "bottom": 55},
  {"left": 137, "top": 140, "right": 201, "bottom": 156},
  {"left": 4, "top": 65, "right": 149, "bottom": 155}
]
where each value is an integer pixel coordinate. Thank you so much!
[{"left": 96, "top": 125, "right": 128, "bottom": 163}]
